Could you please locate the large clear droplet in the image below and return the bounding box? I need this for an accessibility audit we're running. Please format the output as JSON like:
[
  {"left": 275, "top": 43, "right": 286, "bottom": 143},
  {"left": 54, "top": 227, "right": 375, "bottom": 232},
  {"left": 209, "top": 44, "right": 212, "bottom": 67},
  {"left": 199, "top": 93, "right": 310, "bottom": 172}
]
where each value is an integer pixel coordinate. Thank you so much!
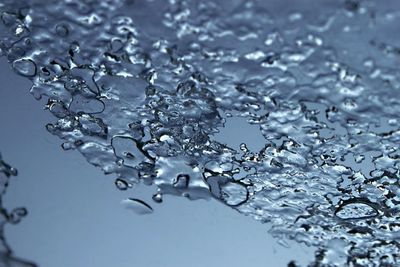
[
  {"left": 12, "top": 59, "right": 37, "bottom": 77},
  {"left": 335, "top": 199, "right": 378, "bottom": 220},
  {"left": 220, "top": 182, "right": 248, "bottom": 206}
]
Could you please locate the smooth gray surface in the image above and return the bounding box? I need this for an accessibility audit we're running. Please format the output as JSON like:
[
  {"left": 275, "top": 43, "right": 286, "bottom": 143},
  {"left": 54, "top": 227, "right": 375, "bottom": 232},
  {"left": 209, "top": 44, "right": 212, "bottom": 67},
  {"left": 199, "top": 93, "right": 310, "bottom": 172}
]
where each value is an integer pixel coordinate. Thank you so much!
[{"left": 0, "top": 57, "right": 315, "bottom": 267}]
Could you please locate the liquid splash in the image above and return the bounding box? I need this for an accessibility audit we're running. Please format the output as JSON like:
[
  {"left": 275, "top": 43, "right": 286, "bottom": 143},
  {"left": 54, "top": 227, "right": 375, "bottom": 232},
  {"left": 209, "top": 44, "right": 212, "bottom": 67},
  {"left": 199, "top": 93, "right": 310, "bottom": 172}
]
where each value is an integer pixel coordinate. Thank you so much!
[{"left": 1, "top": 0, "right": 400, "bottom": 266}]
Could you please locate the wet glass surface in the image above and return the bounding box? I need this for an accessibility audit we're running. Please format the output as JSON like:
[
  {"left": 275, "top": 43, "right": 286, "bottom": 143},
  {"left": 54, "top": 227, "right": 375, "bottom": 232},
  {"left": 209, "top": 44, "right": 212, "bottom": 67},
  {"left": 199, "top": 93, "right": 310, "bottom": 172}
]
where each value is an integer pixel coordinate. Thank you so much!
[{"left": 1, "top": 0, "right": 400, "bottom": 266}]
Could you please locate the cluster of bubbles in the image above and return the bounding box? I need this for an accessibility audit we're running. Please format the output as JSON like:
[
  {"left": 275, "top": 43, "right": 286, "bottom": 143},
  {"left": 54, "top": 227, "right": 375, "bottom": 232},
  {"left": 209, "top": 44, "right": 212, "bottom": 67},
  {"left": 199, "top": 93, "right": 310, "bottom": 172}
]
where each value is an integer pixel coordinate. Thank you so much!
[{"left": 1, "top": 0, "right": 400, "bottom": 266}]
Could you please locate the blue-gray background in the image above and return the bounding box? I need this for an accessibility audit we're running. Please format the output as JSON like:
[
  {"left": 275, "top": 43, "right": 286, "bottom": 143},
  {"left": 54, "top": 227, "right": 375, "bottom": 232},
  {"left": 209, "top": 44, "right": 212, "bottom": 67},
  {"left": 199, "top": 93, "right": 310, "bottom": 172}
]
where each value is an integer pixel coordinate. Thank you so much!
[{"left": 0, "top": 56, "right": 314, "bottom": 266}]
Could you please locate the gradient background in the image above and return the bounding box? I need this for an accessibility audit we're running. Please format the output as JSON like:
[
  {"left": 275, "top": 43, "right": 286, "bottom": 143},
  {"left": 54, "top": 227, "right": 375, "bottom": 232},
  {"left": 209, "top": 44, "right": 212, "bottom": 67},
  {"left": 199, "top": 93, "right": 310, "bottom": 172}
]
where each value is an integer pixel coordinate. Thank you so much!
[{"left": 0, "top": 55, "right": 315, "bottom": 267}]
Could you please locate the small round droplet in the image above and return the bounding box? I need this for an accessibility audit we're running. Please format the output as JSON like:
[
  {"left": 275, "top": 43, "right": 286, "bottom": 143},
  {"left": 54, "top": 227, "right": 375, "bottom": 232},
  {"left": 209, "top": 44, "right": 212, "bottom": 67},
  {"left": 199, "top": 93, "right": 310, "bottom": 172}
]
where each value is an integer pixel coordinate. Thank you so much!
[
  {"left": 61, "top": 142, "right": 73, "bottom": 151},
  {"left": 240, "top": 143, "right": 248, "bottom": 152},
  {"left": 115, "top": 178, "right": 129, "bottom": 190},
  {"left": 12, "top": 59, "right": 36, "bottom": 77},
  {"left": 9, "top": 167, "right": 17, "bottom": 176},
  {"left": 152, "top": 193, "right": 163, "bottom": 203}
]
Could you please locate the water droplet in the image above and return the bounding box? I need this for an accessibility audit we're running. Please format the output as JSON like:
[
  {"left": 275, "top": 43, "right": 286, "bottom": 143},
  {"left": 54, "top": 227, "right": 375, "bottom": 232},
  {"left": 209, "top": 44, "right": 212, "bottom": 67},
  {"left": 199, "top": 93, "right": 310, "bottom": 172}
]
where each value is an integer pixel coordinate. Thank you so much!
[
  {"left": 12, "top": 59, "right": 36, "bottom": 77},
  {"left": 9, "top": 207, "right": 27, "bottom": 224},
  {"left": 2, "top": 0, "right": 400, "bottom": 264},
  {"left": 152, "top": 193, "right": 163, "bottom": 203},
  {"left": 220, "top": 182, "right": 248, "bottom": 206},
  {"left": 173, "top": 174, "right": 189, "bottom": 189},
  {"left": 61, "top": 142, "right": 73, "bottom": 151},
  {"left": 121, "top": 198, "right": 153, "bottom": 215},
  {"left": 335, "top": 199, "right": 379, "bottom": 220},
  {"left": 115, "top": 178, "right": 129, "bottom": 190}
]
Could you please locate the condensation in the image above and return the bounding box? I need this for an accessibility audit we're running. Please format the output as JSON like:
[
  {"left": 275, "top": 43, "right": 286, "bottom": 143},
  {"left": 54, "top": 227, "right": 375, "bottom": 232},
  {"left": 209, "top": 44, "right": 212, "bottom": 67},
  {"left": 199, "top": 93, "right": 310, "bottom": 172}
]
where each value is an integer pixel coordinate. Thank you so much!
[{"left": 1, "top": 0, "right": 400, "bottom": 266}]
